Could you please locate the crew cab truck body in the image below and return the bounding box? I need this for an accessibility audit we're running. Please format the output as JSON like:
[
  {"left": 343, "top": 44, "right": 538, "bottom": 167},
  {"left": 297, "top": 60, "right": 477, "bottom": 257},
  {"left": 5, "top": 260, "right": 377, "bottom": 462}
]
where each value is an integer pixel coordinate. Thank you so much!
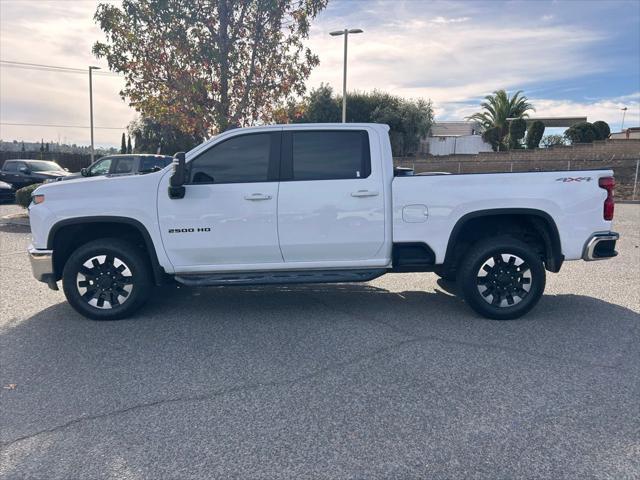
[{"left": 27, "top": 123, "right": 619, "bottom": 320}]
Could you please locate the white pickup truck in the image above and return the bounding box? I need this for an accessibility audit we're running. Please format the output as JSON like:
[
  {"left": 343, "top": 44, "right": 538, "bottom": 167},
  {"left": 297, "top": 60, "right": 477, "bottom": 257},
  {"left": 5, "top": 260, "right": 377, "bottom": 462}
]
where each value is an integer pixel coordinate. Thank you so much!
[{"left": 27, "top": 123, "right": 619, "bottom": 321}]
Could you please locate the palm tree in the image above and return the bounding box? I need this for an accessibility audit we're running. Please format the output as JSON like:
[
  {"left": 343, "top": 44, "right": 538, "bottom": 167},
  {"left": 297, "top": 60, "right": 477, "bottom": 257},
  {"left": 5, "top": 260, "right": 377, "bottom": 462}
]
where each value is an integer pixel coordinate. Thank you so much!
[{"left": 467, "top": 89, "right": 535, "bottom": 150}]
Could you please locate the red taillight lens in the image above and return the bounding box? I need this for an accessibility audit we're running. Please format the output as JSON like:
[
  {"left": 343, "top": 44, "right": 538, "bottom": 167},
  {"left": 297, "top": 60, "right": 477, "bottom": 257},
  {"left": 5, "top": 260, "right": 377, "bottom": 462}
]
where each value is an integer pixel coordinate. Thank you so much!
[{"left": 599, "top": 176, "right": 615, "bottom": 221}]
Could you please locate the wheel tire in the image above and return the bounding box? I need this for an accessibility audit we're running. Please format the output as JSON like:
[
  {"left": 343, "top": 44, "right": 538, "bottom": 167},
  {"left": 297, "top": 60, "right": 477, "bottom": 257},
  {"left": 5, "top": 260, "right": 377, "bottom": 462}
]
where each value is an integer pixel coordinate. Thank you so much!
[
  {"left": 62, "top": 238, "right": 153, "bottom": 320},
  {"left": 456, "top": 236, "right": 546, "bottom": 320}
]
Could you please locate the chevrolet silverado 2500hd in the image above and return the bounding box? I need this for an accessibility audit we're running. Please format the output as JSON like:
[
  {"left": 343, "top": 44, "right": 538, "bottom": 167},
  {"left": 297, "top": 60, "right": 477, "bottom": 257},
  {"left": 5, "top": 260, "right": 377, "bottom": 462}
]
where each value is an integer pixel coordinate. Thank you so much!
[{"left": 27, "top": 123, "right": 619, "bottom": 320}]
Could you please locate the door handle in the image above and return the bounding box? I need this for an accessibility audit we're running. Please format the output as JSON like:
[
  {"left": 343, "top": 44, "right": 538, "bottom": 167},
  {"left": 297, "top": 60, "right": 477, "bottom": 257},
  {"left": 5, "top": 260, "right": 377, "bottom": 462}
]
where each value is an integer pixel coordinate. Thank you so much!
[
  {"left": 244, "top": 193, "right": 272, "bottom": 201},
  {"left": 350, "top": 190, "right": 379, "bottom": 197}
]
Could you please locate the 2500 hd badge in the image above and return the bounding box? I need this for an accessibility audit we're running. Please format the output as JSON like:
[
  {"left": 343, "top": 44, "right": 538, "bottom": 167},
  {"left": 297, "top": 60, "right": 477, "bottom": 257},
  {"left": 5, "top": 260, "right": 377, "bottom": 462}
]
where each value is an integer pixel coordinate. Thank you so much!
[{"left": 168, "top": 227, "right": 211, "bottom": 233}]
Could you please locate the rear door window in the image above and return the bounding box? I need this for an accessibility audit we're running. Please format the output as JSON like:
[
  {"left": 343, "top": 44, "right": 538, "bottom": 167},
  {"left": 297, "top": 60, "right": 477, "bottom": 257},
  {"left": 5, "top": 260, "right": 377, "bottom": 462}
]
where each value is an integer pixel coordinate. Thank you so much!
[
  {"left": 289, "top": 130, "right": 371, "bottom": 181},
  {"left": 140, "top": 156, "right": 171, "bottom": 173}
]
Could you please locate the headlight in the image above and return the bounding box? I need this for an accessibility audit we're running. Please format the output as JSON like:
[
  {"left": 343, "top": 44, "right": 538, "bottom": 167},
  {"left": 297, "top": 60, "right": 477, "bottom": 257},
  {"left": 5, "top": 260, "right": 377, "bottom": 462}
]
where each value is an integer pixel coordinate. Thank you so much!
[{"left": 32, "top": 194, "right": 45, "bottom": 205}]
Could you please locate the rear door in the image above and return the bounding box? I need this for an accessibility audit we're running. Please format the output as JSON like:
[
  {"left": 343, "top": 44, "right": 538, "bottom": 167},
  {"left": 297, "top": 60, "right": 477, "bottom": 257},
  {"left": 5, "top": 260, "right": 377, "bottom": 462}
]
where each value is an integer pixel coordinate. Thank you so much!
[{"left": 277, "top": 128, "right": 386, "bottom": 264}]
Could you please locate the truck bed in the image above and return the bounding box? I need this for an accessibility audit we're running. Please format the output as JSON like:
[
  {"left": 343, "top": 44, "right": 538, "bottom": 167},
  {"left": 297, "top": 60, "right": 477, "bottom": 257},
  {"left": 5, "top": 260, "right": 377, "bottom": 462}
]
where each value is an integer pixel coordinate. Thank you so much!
[{"left": 392, "top": 170, "right": 613, "bottom": 262}]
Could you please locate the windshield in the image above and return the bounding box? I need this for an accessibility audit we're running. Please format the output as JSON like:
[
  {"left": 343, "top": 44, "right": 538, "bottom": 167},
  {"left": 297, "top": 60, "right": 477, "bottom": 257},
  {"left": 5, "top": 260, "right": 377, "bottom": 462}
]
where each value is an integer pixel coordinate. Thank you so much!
[{"left": 27, "top": 161, "right": 65, "bottom": 172}]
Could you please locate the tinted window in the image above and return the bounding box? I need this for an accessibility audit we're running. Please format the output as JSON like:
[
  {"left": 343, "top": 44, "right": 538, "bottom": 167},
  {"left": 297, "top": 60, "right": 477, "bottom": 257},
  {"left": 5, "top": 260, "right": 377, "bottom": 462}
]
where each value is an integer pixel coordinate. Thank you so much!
[
  {"left": 113, "top": 157, "right": 134, "bottom": 174},
  {"left": 89, "top": 158, "right": 112, "bottom": 176},
  {"left": 140, "top": 156, "right": 171, "bottom": 172},
  {"left": 190, "top": 133, "right": 272, "bottom": 184},
  {"left": 292, "top": 131, "right": 370, "bottom": 181},
  {"left": 3, "top": 162, "right": 19, "bottom": 172}
]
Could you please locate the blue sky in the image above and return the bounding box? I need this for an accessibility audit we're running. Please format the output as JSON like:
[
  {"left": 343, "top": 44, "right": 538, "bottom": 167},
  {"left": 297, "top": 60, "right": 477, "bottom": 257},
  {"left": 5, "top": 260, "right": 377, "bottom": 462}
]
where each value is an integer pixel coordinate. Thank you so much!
[
  {"left": 0, "top": 0, "right": 638, "bottom": 147},
  {"left": 307, "top": 0, "right": 639, "bottom": 126}
]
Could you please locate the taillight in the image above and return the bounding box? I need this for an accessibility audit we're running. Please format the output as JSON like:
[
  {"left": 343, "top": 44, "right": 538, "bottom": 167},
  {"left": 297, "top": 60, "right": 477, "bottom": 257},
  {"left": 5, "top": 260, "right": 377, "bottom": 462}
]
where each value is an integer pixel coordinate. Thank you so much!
[{"left": 599, "top": 176, "right": 615, "bottom": 221}]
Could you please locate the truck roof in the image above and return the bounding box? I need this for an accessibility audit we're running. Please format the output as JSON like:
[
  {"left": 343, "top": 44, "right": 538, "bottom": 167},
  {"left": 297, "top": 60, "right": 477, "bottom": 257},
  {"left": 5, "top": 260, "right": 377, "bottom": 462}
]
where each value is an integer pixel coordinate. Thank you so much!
[{"left": 188, "top": 123, "right": 390, "bottom": 158}]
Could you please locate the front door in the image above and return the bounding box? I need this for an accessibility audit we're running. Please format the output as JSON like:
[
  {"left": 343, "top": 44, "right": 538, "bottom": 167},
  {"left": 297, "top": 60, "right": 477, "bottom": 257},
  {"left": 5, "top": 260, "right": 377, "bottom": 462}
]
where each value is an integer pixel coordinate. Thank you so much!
[
  {"left": 277, "top": 129, "right": 386, "bottom": 264},
  {"left": 158, "top": 131, "right": 282, "bottom": 271}
]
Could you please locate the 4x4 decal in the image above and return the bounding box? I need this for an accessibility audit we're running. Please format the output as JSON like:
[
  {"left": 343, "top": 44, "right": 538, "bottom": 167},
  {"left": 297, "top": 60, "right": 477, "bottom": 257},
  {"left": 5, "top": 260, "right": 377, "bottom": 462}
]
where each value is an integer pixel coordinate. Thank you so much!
[{"left": 556, "top": 177, "right": 592, "bottom": 183}]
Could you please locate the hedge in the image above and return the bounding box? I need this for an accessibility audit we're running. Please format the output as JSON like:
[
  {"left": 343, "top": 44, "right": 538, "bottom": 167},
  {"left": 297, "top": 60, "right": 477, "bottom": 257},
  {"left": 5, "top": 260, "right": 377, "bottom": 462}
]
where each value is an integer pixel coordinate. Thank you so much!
[{"left": 15, "top": 183, "right": 42, "bottom": 208}]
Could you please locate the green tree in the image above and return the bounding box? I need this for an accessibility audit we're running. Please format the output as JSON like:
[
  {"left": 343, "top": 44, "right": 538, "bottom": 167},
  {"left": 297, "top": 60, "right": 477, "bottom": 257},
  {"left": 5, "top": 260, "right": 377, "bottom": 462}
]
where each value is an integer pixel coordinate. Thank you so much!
[
  {"left": 279, "top": 86, "right": 434, "bottom": 156},
  {"left": 508, "top": 118, "right": 527, "bottom": 149},
  {"left": 541, "top": 134, "right": 565, "bottom": 148},
  {"left": 16, "top": 183, "right": 42, "bottom": 209},
  {"left": 126, "top": 135, "right": 132, "bottom": 154},
  {"left": 129, "top": 116, "right": 203, "bottom": 155},
  {"left": 525, "top": 120, "right": 545, "bottom": 149},
  {"left": 467, "top": 89, "right": 535, "bottom": 150},
  {"left": 482, "top": 127, "right": 502, "bottom": 152},
  {"left": 592, "top": 120, "right": 611, "bottom": 141},
  {"left": 120, "top": 132, "right": 127, "bottom": 154},
  {"left": 301, "top": 84, "right": 340, "bottom": 123},
  {"left": 564, "top": 122, "right": 598, "bottom": 144},
  {"left": 93, "top": 0, "right": 328, "bottom": 136}
]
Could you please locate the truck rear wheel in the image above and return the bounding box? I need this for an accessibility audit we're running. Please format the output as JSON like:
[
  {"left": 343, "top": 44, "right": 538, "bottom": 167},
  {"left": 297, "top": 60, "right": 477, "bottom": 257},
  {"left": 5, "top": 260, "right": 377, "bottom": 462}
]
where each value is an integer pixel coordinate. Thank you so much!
[
  {"left": 457, "top": 236, "right": 545, "bottom": 320},
  {"left": 62, "top": 238, "right": 152, "bottom": 320}
]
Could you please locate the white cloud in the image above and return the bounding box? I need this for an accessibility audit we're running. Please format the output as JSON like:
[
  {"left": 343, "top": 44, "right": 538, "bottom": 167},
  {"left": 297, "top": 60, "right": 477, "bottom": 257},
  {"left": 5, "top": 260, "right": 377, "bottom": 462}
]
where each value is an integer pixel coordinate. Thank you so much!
[
  {"left": 307, "top": 3, "right": 609, "bottom": 105},
  {"left": 0, "top": 0, "right": 134, "bottom": 147},
  {"left": 441, "top": 93, "right": 640, "bottom": 132},
  {"left": 431, "top": 16, "right": 471, "bottom": 24},
  {"left": 0, "top": 0, "right": 636, "bottom": 147},
  {"left": 528, "top": 93, "right": 640, "bottom": 131}
]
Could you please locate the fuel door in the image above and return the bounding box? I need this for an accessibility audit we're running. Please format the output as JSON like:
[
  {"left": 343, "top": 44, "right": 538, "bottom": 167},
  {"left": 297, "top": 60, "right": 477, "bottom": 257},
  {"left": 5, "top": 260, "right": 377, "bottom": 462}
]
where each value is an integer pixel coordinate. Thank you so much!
[{"left": 402, "top": 204, "right": 428, "bottom": 223}]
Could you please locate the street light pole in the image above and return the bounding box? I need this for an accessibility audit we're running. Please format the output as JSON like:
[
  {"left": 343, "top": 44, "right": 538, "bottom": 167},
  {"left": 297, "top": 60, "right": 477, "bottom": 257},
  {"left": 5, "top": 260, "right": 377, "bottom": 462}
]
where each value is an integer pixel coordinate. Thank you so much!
[
  {"left": 621, "top": 106, "right": 628, "bottom": 132},
  {"left": 330, "top": 28, "right": 363, "bottom": 123},
  {"left": 89, "top": 66, "right": 101, "bottom": 163}
]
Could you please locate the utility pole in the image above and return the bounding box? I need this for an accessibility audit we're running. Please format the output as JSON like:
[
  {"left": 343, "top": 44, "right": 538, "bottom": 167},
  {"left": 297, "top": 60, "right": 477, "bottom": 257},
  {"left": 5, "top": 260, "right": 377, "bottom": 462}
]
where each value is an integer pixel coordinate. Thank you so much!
[
  {"left": 330, "top": 28, "right": 363, "bottom": 123},
  {"left": 89, "top": 66, "right": 101, "bottom": 162},
  {"left": 620, "top": 106, "right": 628, "bottom": 132}
]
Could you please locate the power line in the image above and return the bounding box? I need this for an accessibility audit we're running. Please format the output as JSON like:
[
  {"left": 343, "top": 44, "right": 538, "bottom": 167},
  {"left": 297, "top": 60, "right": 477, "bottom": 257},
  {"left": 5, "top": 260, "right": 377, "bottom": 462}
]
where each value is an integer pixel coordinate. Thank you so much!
[
  {"left": 1, "top": 122, "right": 126, "bottom": 130},
  {"left": 0, "top": 60, "right": 121, "bottom": 77}
]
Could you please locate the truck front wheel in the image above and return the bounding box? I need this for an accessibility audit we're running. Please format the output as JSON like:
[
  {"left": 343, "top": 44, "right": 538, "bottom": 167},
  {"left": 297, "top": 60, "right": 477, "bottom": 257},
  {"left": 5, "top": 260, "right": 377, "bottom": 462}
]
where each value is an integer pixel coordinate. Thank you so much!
[
  {"left": 457, "top": 236, "right": 545, "bottom": 320},
  {"left": 62, "top": 238, "right": 152, "bottom": 320}
]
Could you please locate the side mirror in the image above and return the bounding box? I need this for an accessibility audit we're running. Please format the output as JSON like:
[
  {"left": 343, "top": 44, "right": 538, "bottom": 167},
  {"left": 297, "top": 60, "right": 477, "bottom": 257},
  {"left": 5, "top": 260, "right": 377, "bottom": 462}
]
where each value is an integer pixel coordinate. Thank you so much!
[
  {"left": 168, "top": 152, "right": 186, "bottom": 199},
  {"left": 19, "top": 166, "right": 30, "bottom": 174},
  {"left": 80, "top": 168, "right": 89, "bottom": 177}
]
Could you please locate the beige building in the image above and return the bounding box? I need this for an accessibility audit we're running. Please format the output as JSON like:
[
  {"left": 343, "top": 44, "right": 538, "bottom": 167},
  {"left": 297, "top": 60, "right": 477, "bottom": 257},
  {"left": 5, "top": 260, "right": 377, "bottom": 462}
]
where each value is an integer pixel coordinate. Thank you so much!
[
  {"left": 420, "top": 121, "right": 493, "bottom": 156},
  {"left": 610, "top": 127, "right": 640, "bottom": 140}
]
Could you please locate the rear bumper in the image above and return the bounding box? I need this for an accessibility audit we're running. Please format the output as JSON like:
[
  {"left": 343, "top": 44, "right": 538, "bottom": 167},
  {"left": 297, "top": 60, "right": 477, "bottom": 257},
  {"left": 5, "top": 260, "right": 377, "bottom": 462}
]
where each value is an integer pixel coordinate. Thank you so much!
[
  {"left": 582, "top": 232, "right": 619, "bottom": 261},
  {"left": 27, "top": 244, "right": 57, "bottom": 289}
]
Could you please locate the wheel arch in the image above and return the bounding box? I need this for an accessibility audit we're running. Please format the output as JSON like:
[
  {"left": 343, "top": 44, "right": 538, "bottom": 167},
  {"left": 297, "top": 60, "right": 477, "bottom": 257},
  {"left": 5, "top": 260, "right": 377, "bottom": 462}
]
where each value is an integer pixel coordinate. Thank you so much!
[
  {"left": 443, "top": 208, "right": 564, "bottom": 273},
  {"left": 47, "top": 216, "right": 166, "bottom": 285}
]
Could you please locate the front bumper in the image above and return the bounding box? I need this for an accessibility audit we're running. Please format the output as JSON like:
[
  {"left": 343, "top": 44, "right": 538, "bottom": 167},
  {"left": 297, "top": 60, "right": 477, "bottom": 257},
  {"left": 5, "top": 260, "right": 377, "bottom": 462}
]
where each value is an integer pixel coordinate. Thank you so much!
[
  {"left": 27, "top": 244, "right": 58, "bottom": 289},
  {"left": 582, "top": 232, "right": 619, "bottom": 261}
]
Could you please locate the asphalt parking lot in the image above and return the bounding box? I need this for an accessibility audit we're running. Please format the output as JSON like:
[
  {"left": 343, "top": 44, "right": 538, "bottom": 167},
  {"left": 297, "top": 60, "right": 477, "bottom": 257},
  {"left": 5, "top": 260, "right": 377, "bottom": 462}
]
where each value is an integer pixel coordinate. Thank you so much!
[{"left": 0, "top": 203, "right": 638, "bottom": 480}]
